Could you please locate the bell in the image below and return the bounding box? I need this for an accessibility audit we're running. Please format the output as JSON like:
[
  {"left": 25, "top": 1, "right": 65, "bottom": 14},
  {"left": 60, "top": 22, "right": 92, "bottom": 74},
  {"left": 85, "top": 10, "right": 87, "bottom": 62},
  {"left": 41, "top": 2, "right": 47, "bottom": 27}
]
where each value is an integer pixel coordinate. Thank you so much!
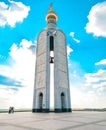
[{"left": 50, "top": 57, "right": 54, "bottom": 63}]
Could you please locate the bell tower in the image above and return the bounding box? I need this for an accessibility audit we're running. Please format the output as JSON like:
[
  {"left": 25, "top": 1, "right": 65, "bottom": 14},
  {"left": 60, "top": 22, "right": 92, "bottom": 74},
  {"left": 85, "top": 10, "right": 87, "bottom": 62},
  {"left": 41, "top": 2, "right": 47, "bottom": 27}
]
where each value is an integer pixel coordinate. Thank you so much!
[{"left": 32, "top": 4, "right": 71, "bottom": 112}]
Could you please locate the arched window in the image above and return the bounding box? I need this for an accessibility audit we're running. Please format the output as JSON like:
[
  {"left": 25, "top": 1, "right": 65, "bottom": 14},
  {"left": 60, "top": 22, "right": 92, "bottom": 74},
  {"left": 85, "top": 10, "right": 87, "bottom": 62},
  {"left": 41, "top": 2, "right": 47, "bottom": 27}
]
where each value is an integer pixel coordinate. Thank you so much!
[
  {"left": 39, "top": 93, "right": 43, "bottom": 110},
  {"left": 61, "top": 92, "right": 65, "bottom": 110}
]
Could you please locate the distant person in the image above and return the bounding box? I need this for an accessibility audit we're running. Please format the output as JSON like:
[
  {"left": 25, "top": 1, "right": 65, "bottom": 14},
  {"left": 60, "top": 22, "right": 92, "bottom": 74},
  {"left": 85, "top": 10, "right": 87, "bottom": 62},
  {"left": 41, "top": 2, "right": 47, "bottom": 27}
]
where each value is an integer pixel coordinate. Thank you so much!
[
  {"left": 8, "top": 107, "right": 12, "bottom": 114},
  {"left": 11, "top": 107, "right": 15, "bottom": 113},
  {"left": 8, "top": 106, "right": 15, "bottom": 114}
]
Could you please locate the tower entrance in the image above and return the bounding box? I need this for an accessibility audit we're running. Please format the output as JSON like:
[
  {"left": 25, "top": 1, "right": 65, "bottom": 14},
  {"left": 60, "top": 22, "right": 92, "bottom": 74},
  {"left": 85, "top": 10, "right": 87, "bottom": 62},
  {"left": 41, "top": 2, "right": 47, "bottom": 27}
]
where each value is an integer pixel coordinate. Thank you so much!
[
  {"left": 61, "top": 92, "right": 65, "bottom": 111},
  {"left": 39, "top": 93, "right": 43, "bottom": 111}
]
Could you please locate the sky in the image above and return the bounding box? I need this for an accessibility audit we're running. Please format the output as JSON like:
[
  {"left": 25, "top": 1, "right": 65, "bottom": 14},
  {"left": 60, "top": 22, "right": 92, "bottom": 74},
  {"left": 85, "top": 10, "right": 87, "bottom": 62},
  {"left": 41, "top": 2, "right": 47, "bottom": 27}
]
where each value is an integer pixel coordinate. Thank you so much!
[{"left": 0, "top": 0, "right": 106, "bottom": 109}]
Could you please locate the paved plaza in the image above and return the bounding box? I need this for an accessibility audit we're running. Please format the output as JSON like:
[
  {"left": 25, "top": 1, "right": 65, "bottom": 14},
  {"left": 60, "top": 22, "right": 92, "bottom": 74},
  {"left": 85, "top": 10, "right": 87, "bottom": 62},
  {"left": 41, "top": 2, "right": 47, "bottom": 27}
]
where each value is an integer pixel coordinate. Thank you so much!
[{"left": 0, "top": 111, "right": 106, "bottom": 130}]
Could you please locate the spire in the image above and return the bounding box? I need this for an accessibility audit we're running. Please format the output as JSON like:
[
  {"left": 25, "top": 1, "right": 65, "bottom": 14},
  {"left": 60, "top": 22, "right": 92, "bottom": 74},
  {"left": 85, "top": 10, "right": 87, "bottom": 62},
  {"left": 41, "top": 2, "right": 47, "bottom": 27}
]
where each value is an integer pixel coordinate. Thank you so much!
[{"left": 49, "top": 3, "right": 53, "bottom": 11}]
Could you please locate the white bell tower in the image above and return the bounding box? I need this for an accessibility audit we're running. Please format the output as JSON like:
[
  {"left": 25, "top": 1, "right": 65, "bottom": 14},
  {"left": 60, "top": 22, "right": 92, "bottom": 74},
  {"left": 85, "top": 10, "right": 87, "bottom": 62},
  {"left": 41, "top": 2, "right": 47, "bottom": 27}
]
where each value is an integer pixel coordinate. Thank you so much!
[{"left": 32, "top": 4, "right": 71, "bottom": 112}]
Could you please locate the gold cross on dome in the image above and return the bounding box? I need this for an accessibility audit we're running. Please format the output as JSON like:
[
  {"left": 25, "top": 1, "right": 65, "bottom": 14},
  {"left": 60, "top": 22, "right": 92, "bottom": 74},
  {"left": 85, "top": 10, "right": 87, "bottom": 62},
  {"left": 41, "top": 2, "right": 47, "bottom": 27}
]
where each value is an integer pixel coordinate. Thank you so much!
[{"left": 49, "top": 3, "right": 53, "bottom": 11}]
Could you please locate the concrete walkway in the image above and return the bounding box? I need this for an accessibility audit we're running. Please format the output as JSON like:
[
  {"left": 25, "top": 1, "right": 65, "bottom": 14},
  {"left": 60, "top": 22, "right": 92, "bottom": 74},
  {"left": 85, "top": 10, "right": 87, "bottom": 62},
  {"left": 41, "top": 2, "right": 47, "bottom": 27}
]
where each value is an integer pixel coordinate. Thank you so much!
[{"left": 0, "top": 111, "right": 106, "bottom": 130}]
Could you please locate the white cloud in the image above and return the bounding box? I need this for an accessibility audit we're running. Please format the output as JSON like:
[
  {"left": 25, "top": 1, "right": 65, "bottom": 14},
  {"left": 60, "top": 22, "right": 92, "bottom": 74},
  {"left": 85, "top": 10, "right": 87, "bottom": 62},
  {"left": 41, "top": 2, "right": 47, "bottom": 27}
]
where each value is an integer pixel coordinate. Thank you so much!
[
  {"left": 85, "top": 1, "right": 106, "bottom": 37},
  {"left": 68, "top": 59, "right": 106, "bottom": 108},
  {"left": 0, "top": 39, "right": 36, "bottom": 109},
  {"left": 70, "top": 32, "right": 80, "bottom": 43},
  {"left": 70, "top": 67, "right": 106, "bottom": 108},
  {"left": 85, "top": 69, "right": 106, "bottom": 83},
  {"left": 0, "top": 1, "right": 30, "bottom": 27},
  {"left": 84, "top": 69, "right": 106, "bottom": 95},
  {"left": 71, "top": 87, "right": 106, "bottom": 108},
  {"left": 9, "top": 39, "right": 36, "bottom": 85},
  {"left": 95, "top": 59, "right": 106, "bottom": 65},
  {"left": 93, "top": 82, "right": 106, "bottom": 89},
  {"left": 73, "top": 38, "right": 80, "bottom": 43},
  {"left": 70, "top": 32, "right": 74, "bottom": 37},
  {"left": 67, "top": 46, "right": 73, "bottom": 56}
]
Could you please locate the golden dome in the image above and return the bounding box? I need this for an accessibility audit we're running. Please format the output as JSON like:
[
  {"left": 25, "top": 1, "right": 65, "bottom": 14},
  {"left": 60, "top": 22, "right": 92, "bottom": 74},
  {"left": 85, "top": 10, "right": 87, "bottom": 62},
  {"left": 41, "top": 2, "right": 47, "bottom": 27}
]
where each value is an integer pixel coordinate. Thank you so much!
[{"left": 46, "top": 4, "right": 58, "bottom": 21}]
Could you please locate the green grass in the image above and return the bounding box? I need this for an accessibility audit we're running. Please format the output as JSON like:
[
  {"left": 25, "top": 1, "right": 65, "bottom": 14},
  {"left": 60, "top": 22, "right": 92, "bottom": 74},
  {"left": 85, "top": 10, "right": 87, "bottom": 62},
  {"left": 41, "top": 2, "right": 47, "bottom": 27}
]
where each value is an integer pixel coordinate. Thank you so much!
[
  {"left": 0, "top": 109, "right": 32, "bottom": 113},
  {"left": 73, "top": 108, "right": 106, "bottom": 112}
]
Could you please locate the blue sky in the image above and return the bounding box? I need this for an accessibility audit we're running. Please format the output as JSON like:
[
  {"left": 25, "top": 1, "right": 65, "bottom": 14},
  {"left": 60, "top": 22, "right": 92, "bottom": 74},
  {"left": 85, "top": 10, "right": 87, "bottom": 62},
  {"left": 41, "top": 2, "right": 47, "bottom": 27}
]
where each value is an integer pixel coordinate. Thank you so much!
[{"left": 0, "top": 0, "right": 106, "bottom": 109}]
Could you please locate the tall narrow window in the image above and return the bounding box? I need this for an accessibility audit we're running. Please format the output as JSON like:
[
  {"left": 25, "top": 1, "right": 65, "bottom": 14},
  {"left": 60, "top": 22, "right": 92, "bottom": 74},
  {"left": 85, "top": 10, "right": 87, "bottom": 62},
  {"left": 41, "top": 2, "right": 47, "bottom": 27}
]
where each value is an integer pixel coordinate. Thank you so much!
[
  {"left": 50, "top": 36, "right": 54, "bottom": 111},
  {"left": 50, "top": 36, "right": 54, "bottom": 63},
  {"left": 50, "top": 36, "right": 54, "bottom": 51}
]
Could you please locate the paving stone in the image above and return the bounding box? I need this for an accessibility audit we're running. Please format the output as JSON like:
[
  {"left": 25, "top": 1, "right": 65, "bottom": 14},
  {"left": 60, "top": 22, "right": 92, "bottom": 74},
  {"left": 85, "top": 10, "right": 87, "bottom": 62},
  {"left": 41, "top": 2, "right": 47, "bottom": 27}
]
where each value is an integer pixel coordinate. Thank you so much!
[{"left": 0, "top": 112, "right": 106, "bottom": 130}]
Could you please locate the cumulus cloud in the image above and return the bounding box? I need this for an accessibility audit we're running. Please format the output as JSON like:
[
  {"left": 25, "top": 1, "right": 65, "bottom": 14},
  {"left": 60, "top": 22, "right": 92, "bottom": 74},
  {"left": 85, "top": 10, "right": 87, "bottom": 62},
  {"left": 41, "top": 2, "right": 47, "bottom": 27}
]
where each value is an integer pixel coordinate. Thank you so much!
[
  {"left": 67, "top": 46, "right": 73, "bottom": 56},
  {"left": 71, "top": 87, "right": 106, "bottom": 108},
  {"left": 95, "top": 59, "right": 106, "bottom": 65},
  {"left": 0, "top": 75, "right": 22, "bottom": 87},
  {"left": 85, "top": 1, "right": 106, "bottom": 37},
  {"left": 0, "top": 39, "right": 36, "bottom": 109},
  {"left": 70, "top": 32, "right": 80, "bottom": 43},
  {"left": 85, "top": 69, "right": 106, "bottom": 83},
  {"left": 85, "top": 69, "right": 106, "bottom": 95},
  {"left": 0, "top": 1, "right": 30, "bottom": 27},
  {"left": 9, "top": 39, "right": 36, "bottom": 85}
]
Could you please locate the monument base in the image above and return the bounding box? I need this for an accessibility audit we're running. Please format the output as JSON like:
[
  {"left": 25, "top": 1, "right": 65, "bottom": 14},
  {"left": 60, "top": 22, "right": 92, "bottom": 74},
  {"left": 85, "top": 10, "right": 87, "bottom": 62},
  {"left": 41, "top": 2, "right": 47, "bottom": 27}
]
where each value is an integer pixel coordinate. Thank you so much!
[
  {"left": 54, "top": 108, "right": 72, "bottom": 113},
  {"left": 32, "top": 108, "right": 72, "bottom": 113},
  {"left": 32, "top": 109, "right": 49, "bottom": 113}
]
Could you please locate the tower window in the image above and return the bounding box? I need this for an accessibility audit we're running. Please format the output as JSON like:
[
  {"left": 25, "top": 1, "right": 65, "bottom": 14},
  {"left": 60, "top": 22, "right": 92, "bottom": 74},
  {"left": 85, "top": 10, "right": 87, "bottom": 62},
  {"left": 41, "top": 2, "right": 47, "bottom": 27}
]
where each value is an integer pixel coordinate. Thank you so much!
[{"left": 50, "top": 36, "right": 54, "bottom": 51}]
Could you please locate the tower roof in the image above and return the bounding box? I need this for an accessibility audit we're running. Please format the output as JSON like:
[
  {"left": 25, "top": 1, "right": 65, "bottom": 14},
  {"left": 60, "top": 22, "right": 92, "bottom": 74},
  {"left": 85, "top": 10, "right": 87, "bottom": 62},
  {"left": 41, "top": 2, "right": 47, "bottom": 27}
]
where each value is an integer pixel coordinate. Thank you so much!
[{"left": 46, "top": 4, "right": 58, "bottom": 22}]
